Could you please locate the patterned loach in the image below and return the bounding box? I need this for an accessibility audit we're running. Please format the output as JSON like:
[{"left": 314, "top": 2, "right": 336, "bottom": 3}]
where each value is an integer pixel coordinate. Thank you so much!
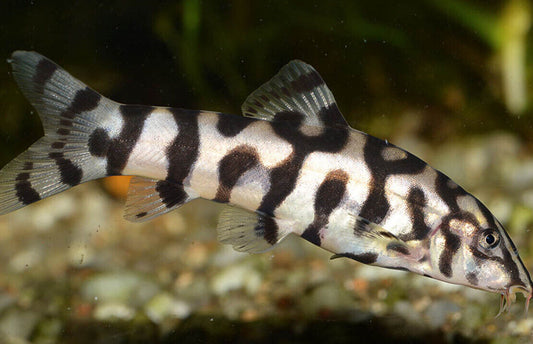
[{"left": 1, "top": 51, "right": 531, "bottom": 315}]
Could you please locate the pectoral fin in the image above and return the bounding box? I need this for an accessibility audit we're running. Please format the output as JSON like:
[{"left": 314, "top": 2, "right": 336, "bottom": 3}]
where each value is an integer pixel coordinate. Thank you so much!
[{"left": 341, "top": 214, "right": 423, "bottom": 263}]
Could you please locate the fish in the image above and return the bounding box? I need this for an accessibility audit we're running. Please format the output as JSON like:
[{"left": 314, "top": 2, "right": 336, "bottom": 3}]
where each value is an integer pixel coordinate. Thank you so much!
[{"left": 1, "top": 51, "right": 532, "bottom": 315}]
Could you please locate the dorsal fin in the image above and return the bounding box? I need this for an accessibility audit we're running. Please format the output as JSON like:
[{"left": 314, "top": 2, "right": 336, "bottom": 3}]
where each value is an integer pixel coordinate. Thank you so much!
[
  {"left": 123, "top": 177, "right": 196, "bottom": 222},
  {"left": 241, "top": 60, "right": 348, "bottom": 128}
]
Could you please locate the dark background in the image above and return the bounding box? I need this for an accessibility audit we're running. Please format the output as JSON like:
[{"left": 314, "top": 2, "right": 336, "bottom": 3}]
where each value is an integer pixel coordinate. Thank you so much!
[{"left": 0, "top": 0, "right": 531, "bottom": 164}]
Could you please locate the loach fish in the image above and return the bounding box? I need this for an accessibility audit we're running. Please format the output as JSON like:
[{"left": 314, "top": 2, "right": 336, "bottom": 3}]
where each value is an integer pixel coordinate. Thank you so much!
[{"left": 1, "top": 51, "right": 532, "bottom": 315}]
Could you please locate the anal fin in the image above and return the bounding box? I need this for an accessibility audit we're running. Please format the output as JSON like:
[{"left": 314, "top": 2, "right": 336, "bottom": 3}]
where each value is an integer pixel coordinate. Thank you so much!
[
  {"left": 217, "top": 207, "right": 292, "bottom": 253},
  {"left": 124, "top": 177, "right": 196, "bottom": 222}
]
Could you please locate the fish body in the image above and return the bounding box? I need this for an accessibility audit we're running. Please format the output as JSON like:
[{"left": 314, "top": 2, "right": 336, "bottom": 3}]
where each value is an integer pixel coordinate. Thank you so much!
[{"left": 1, "top": 51, "right": 531, "bottom": 312}]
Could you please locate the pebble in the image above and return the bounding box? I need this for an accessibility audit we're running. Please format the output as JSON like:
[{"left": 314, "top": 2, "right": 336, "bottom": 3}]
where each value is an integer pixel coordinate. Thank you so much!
[
  {"left": 424, "top": 300, "right": 460, "bottom": 329},
  {"left": 210, "top": 263, "right": 262, "bottom": 295},
  {"left": 507, "top": 318, "right": 533, "bottom": 336},
  {"left": 93, "top": 302, "right": 136, "bottom": 321},
  {"left": 144, "top": 292, "right": 191, "bottom": 323},
  {"left": 393, "top": 301, "right": 422, "bottom": 324},
  {"left": 81, "top": 271, "right": 159, "bottom": 307},
  {"left": 301, "top": 283, "right": 355, "bottom": 315},
  {"left": 0, "top": 308, "right": 39, "bottom": 340}
]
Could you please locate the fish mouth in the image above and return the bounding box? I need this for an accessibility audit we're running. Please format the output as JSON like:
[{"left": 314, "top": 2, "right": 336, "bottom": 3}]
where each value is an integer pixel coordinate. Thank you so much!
[{"left": 496, "top": 285, "right": 532, "bottom": 317}]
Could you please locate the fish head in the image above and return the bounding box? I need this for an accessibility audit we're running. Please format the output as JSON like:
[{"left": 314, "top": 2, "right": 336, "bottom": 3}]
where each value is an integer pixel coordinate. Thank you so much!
[{"left": 425, "top": 197, "right": 532, "bottom": 314}]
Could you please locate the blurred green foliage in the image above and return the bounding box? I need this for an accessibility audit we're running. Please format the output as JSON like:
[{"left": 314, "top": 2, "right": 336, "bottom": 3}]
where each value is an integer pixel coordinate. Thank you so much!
[{"left": 0, "top": 0, "right": 532, "bottom": 164}]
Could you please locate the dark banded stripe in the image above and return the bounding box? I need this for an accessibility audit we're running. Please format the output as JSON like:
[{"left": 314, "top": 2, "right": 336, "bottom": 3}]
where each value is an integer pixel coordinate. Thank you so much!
[
  {"left": 400, "top": 187, "right": 431, "bottom": 241},
  {"left": 258, "top": 111, "right": 349, "bottom": 216},
  {"left": 302, "top": 169, "right": 349, "bottom": 246},
  {"left": 254, "top": 213, "right": 279, "bottom": 245},
  {"left": 358, "top": 135, "right": 426, "bottom": 229},
  {"left": 160, "top": 109, "right": 200, "bottom": 208},
  {"left": 88, "top": 128, "right": 111, "bottom": 158},
  {"left": 216, "top": 113, "right": 254, "bottom": 137},
  {"left": 56, "top": 87, "right": 101, "bottom": 136},
  {"left": 48, "top": 152, "right": 82, "bottom": 186},
  {"left": 214, "top": 145, "right": 258, "bottom": 203},
  {"left": 438, "top": 226, "right": 461, "bottom": 278},
  {"left": 33, "top": 58, "right": 57, "bottom": 95},
  {"left": 435, "top": 172, "right": 467, "bottom": 213},
  {"left": 289, "top": 69, "right": 323, "bottom": 94},
  {"left": 106, "top": 105, "right": 152, "bottom": 175},
  {"left": 15, "top": 162, "right": 40, "bottom": 205}
]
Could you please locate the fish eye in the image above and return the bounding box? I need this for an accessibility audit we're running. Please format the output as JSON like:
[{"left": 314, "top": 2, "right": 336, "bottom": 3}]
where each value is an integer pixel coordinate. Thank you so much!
[{"left": 480, "top": 229, "right": 500, "bottom": 249}]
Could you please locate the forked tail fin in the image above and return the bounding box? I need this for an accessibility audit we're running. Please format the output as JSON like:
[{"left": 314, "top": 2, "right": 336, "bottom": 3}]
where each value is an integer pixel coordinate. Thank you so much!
[{"left": 0, "top": 51, "right": 117, "bottom": 214}]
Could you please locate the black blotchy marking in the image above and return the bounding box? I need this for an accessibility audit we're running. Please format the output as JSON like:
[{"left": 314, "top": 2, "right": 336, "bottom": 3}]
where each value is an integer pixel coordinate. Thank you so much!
[
  {"left": 33, "top": 58, "right": 57, "bottom": 95},
  {"left": 59, "top": 119, "right": 72, "bottom": 127},
  {"left": 314, "top": 175, "right": 347, "bottom": 216},
  {"left": 358, "top": 135, "right": 426, "bottom": 228},
  {"left": 216, "top": 114, "right": 253, "bottom": 137},
  {"left": 57, "top": 158, "right": 82, "bottom": 186},
  {"left": 262, "top": 215, "right": 279, "bottom": 245},
  {"left": 15, "top": 172, "right": 30, "bottom": 181},
  {"left": 15, "top": 171, "right": 41, "bottom": 205},
  {"left": 49, "top": 152, "right": 82, "bottom": 186},
  {"left": 290, "top": 69, "right": 324, "bottom": 94},
  {"left": 166, "top": 109, "right": 200, "bottom": 182},
  {"left": 387, "top": 242, "right": 410, "bottom": 255},
  {"left": 57, "top": 128, "right": 70, "bottom": 135},
  {"left": 60, "top": 87, "right": 101, "bottom": 120},
  {"left": 214, "top": 146, "right": 258, "bottom": 203},
  {"left": 273, "top": 110, "right": 305, "bottom": 127},
  {"left": 156, "top": 180, "right": 187, "bottom": 209},
  {"left": 466, "top": 272, "right": 478, "bottom": 286},
  {"left": 302, "top": 170, "right": 349, "bottom": 247},
  {"left": 438, "top": 228, "right": 461, "bottom": 278},
  {"left": 88, "top": 128, "right": 111, "bottom": 157},
  {"left": 435, "top": 172, "right": 468, "bottom": 213},
  {"left": 51, "top": 141, "right": 66, "bottom": 149},
  {"left": 136, "top": 212, "right": 148, "bottom": 218},
  {"left": 402, "top": 187, "right": 431, "bottom": 241},
  {"left": 258, "top": 113, "right": 349, "bottom": 216},
  {"left": 358, "top": 189, "right": 389, "bottom": 226},
  {"left": 301, "top": 224, "right": 321, "bottom": 246},
  {"left": 341, "top": 252, "right": 378, "bottom": 265},
  {"left": 317, "top": 104, "right": 348, "bottom": 128},
  {"left": 106, "top": 105, "right": 152, "bottom": 175},
  {"left": 253, "top": 213, "right": 279, "bottom": 245},
  {"left": 54, "top": 87, "right": 102, "bottom": 137},
  {"left": 259, "top": 156, "right": 303, "bottom": 216},
  {"left": 155, "top": 109, "right": 201, "bottom": 208}
]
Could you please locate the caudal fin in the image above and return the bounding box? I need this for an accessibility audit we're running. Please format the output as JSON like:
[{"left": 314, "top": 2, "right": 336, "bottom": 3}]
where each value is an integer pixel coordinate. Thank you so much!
[{"left": 0, "top": 51, "right": 118, "bottom": 214}]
